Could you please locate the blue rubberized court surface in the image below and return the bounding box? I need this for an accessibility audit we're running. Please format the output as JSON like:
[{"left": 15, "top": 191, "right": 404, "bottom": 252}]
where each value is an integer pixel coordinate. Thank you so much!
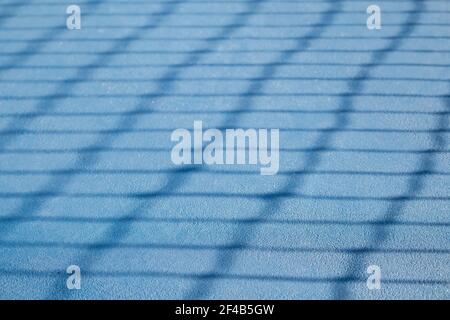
[{"left": 0, "top": 0, "right": 449, "bottom": 299}]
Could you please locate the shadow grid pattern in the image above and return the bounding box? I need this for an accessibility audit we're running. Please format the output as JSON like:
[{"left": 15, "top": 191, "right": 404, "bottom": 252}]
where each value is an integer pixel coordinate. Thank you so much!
[{"left": 0, "top": 0, "right": 449, "bottom": 299}]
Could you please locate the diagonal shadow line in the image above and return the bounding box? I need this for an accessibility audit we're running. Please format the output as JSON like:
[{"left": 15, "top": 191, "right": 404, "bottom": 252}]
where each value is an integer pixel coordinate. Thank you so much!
[
  {"left": 334, "top": 102, "right": 450, "bottom": 292},
  {"left": 335, "top": 1, "right": 450, "bottom": 299},
  {"left": 184, "top": 0, "right": 432, "bottom": 299},
  {"left": 0, "top": 0, "right": 181, "bottom": 151},
  {"left": 40, "top": 0, "right": 356, "bottom": 300},
  {"left": 37, "top": 0, "right": 272, "bottom": 299},
  {"left": 183, "top": 0, "right": 344, "bottom": 299},
  {"left": 333, "top": 106, "right": 450, "bottom": 298},
  {"left": 0, "top": 2, "right": 188, "bottom": 232},
  {"left": 333, "top": 0, "right": 438, "bottom": 299},
  {"left": 0, "top": 0, "right": 188, "bottom": 240},
  {"left": 0, "top": 0, "right": 106, "bottom": 78}
]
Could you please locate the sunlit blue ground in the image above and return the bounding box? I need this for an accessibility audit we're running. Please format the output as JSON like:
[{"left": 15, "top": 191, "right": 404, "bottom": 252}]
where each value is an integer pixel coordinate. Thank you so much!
[{"left": 0, "top": 0, "right": 449, "bottom": 299}]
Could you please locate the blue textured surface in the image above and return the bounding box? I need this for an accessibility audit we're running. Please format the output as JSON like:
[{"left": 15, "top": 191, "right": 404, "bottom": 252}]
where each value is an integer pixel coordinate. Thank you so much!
[{"left": 0, "top": 0, "right": 449, "bottom": 299}]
